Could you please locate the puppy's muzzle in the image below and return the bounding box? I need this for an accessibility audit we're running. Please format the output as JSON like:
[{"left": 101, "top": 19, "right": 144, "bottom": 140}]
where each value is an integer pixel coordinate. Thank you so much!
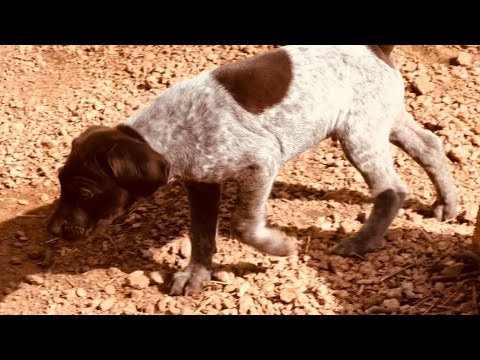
[{"left": 47, "top": 217, "right": 86, "bottom": 241}]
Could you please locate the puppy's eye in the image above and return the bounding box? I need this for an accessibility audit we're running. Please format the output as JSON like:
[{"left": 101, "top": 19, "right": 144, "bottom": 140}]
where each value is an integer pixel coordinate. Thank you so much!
[{"left": 79, "top": 188, "right": 94, "bottom": 200}]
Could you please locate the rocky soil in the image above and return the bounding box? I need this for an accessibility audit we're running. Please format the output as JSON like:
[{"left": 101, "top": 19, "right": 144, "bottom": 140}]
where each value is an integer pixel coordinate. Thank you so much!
[{"left": 0, "top": 45, "right": 479, "bottom": 315}]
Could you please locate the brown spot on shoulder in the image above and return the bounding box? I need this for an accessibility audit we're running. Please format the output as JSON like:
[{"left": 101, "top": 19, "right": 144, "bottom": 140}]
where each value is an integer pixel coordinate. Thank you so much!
[
  {"left": 367, "top": 45, "right": 395, "bottom": 68},
  {"left": 212, "top": 48, "right": 293, "bottom": 114}
]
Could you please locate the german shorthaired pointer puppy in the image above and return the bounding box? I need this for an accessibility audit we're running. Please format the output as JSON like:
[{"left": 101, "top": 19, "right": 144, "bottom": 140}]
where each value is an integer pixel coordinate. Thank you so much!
[{"left": 48, "top": 45, "right": 459, "bottom": 295}]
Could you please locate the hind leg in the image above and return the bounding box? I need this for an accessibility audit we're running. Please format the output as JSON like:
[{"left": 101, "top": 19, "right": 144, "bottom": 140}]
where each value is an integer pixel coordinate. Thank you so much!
[
  {"left": 332, "top": 134, "right": 408, "bottom": 256},
  {"left": 390, "top": 110, "right": 458, "bottom": 221}
]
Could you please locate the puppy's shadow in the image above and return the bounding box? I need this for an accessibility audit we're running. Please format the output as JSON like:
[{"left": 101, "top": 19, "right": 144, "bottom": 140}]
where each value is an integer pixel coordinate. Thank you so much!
[
  {"left": 272, "top": 180, "right": 433, "bottom": 213},
  {"left": 0, "top": 179, "right": 435, "bottom": 303}
]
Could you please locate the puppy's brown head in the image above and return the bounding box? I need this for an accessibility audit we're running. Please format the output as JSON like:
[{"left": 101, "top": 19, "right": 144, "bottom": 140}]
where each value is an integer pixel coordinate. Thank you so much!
[{"left": 47, "top": 124, "right": 169, "bottom": 241}]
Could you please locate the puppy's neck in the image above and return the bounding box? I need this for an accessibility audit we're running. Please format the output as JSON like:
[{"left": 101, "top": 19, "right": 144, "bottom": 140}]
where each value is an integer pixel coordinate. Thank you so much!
[
  {"left": 112, "top": 124, "right": 173, "bottom": 193},
  {"left": 116, "top": 124, "right": 149, "bottom": 143}
]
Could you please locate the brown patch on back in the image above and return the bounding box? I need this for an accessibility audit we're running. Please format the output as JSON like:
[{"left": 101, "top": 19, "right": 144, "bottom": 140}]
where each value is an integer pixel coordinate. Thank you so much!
[
  {"left": 367, "top": 45, "right": 395, "bottom": 68},
  {"left": 213, "top": 48, "right": 293, "bottom": 114}
]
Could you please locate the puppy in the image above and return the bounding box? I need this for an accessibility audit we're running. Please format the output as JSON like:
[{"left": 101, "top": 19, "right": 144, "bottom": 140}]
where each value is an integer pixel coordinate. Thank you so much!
[{"left": 48, "top": 45, "right": 459, "bottom": 295}]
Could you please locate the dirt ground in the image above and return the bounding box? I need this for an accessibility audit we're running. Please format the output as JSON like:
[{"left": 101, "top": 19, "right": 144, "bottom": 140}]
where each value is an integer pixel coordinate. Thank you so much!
[{"left": 1, "top": 45, "right": 480, "bottom": 315}]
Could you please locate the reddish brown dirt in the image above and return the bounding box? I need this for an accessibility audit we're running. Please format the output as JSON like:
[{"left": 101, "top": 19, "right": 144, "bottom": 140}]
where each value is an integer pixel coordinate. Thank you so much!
[{"left": 1, "top": 45, "right": 479, "bottom": 315}]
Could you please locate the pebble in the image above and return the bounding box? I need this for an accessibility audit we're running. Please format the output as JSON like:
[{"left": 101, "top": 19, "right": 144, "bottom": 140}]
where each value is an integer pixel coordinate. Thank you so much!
[
  {"left": 104, "top": 284, "right": 116, "bottom": 295},
  {"left": 130, "top": 289, "right": 144, "bottom": 300},
  {"left": 17, "top": 199, "right": 29, "bottom": 205},
  {"left": 437, "top": 241, "right": 449, "bottom": 251},
  {"left": 123, "top": 302, "right": 137, "bottom": 314},
  {"left": 127, "top": 271, "right": 150, "bottom": 290},
  {"left": 10, "top": 256, "right": 22, "bottom": 265},
  {"left": 76, "top": 288, "right": 87, "bottom": 297},
  {"left": 25, "top": 274, "right": 44, "bottom": 285},
  {"left": 98, "top": 298, "right": 116, "bottom": 311},
  {"left": 451, "top": 52, "right": 473, "bottom": 66},
  {"left": 237, "top": 282, "right": 250, "bottom": 298},
  {"left": 215, "top": 270, "right": 234, "bottom": 283},
  {"left": 149, "top": 271, "right": 165, "bottom": 285},
  {"left": 279, "top": 288, "right": 297, "bottom": 304},
  {"left": 382, "top": 298, "right": 401, "bottom": 312},
  {"left": 411, "top": 77, "right": 435, "bottom": 95},
  {"left": 65, "top": 289, "right": 77, "bottom": 301}
]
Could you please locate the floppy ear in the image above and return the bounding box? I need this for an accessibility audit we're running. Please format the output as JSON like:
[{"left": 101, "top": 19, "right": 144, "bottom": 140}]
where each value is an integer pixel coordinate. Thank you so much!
[{"left": 105, "top": 139, "right": 169, "bottom": 197}]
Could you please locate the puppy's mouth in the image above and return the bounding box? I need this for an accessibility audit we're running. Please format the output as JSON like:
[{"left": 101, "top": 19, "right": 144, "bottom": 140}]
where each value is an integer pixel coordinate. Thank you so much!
[
  {"left": 62, "top": 224, "right": 88, "bottom": 242},
  {"left": 54, "top": 212, "right": 125, "bottom": 243}
]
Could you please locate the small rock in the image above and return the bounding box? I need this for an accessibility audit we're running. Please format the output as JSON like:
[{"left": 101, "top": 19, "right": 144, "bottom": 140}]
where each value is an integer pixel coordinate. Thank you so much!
[
  {"left": 403, "top": 61, "right": 417, "bottom": 72},
  {"left": 41, "top": 140, "right": 56, "bottom": 149},
  {"left": 106, "top": 267, "right": 123, "bottom": 277},
  {"left": 440, "top": 263, "right": 464, "bottom": 278},
  {"left": 84, "top": 110, "right": 98, "bottom": 121},
  {"left": 279, "top": 288, "right": 297, "bottom": 304},
  {"left": 123, "top": 302, "right": 137, "bottom": 314},
  {"left": 98, "top": 298, "right": 116, "bottom": 311},
  {"left": 130, "top": 289, "right": 144, "bottom": 300},
  {"left": 115, "top": 102, "right": 125, "bottom": 111},
  {"left": 442, "top": 96, "right": 452, "bottom": 105},
  {"left": 338, "top": 221, "right": 356, "bottom": 235},
  {"left": 411, "top": 77, "right": 435, "bottom": 95},
  {"left": 11, "top": 122, "right": 25, "bottom": 132},
  {"left": 65, "top": 289, "right": 77, "bottom": 301},
  {"left": 180, "top": 238, "right": 191, "bottom": 258},
  {"left": 448, "top": 146, "right": 470, "bottom": 163},
  {"left": 437, "top": 241, "right": 449, "bottom": 251},
  {"left": 451, "top": 52, "right": 473, "bottom": 66},
  {"left": 145, "top": 53, "right": 156, "bottom": 61},
  {"left": 18, "top": 236, "right": 28, "bottom": 242},
  {"left": 104, "top": 284, "right": 116, "bottom": 295},
  {"left": 238, "top": 295, "right": 254, "bottom": 314},
  {"left": 382, "top": 298, "right": 401, "bottom": 312},
  {"left": 237, "top": 282, "right": 250, "bottom": 297},
  {"left": 16, "top": 231, "right": 26, "bottom": 237},
  {"left": 215, "top": 270, "right": 234, "bottom": 283},
  {"left": 127, "top": 270, "right": 150, "bottom": 290},
  {"left": 17, "top": 199, "right": 29, "bottom": 205},
  {"left": 76, "top": 288, "right": 87, "bottom": 297},
  {"left": 383, "top": 287, "right": 403, "bottom": 300},
  {"left": 10, "top": 256, "right": 22, "bottom": 265},
  {"left": 149, "top": 271, "right": 165, "bottom": 285},
  {"left": 40, "top": 193, "right": 49, "bottom": 202},
  {"left": 88, "top": 299, "right": 102, "bottom": 309},
  {"left": 93, "top": 102, "right": 105, "bottom": 111},
  {"left": 143, "top": 304, "right": 156, "bottom": 314},
  {"left": 25, "top": 274, "right": 44, "bottom": 285},
  {"left": 401, "top": 282, "right": 417, "bottom": 299},
  {"left": 434, "top": 282, "right": 445, "bottom": 293},
  {"left": 221, "top": 296, "right": 236, "bottom": 309},
  {"left": 365, "top": 305, "right": 385, "bottom": 314}
]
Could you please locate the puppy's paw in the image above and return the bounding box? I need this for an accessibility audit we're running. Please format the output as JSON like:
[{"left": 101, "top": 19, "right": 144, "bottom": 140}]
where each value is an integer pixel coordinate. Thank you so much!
[
  {"left": 331, "top": 236, "right": 385, "bottom": 257},
  {"left": 237, "top": 227, "right": 297, "bottom": 257},
  {"left": 169, "top": 265, "right": 211, "bottom": 296},
  {"left": 432, "top": 199, "right": 459, "bottom": 222}
]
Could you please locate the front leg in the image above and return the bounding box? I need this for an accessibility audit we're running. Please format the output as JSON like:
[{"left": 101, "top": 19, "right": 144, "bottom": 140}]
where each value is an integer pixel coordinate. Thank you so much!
[
  {"left": 170, "top": 182, "right": 222, "bottom": 296},
  {"left": 232, "top": 166, "right": 297, "bottom": 257}
]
